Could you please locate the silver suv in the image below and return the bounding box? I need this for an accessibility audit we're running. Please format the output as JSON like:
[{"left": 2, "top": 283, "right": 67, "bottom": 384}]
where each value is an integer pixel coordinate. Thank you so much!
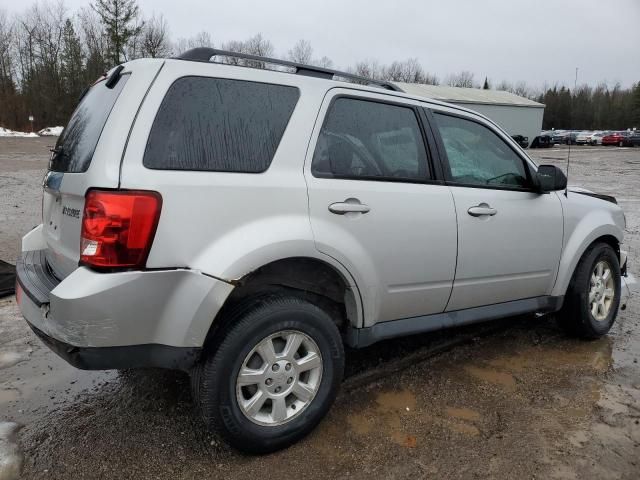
[{"left": 16, "top": 48, "right": 636, "bottom": 453}]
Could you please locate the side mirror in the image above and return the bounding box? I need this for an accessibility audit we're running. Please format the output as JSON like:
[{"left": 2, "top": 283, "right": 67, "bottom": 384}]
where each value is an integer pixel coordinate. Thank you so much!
[{"left": 537, "top": 164, "right": 567, "bottom": 192}]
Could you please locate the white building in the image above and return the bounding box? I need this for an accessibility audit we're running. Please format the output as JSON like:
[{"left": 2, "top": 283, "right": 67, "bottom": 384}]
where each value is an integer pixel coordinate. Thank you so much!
[{"left": 395, "top": 83, "right": 545, "bottom": 145}]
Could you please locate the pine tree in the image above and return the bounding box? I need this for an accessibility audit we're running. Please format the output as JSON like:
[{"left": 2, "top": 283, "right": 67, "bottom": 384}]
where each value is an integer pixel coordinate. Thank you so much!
[
  {"left": 91, "top": 0, "right": 143, "bottom": 65},
  {"left": 483, "top": 77, "right": 490, "bottom": 90},
  {"left": 60, "top": 19, "right": 85, "bottom": 109},
  {"left": 632, "top": 82, "right": 640, "bottom": 128}
]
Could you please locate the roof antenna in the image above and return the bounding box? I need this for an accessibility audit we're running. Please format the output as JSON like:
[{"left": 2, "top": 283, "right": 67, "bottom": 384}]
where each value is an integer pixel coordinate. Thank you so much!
[{"left": 565, "top": 67, "right": 578, "bottom": 197}]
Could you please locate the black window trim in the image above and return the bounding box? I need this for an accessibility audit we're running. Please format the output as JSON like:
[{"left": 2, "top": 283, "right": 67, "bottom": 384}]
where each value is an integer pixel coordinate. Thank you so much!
[
  {"left": 143, "top": 75, "right": 301, "bottom": 174},
  {"left": 311, "top": 94, "right": 445, "bottom": 186},
  {"left": 425, "top": 108, "right": 540, "bottom": 193}
]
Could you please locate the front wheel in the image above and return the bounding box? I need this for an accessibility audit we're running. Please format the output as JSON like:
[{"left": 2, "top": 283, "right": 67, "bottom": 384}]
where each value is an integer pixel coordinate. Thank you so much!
[
  {"left": 557, "top": 243, "right": 621, "bottom": 338},
  {"left": 192, "top": 294, "right": 345, "bottom": 453}
]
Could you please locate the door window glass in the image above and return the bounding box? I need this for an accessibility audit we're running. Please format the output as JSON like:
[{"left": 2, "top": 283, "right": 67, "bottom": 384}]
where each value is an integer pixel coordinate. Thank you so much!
[
  {"left": 433, "top": 113, "right": 529, "bottom": 188},
  {"left": 312, "top": 98, "right": 430, "bottom": 181}
]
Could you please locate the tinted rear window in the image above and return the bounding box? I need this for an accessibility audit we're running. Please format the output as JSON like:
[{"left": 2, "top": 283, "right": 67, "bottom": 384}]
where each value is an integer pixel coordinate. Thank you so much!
[
  {"left": 143, "top": 77, "right": 299, "bottom": 172},
  {"left": 50, "top": 75, "right": 129, "bottom": 173}
]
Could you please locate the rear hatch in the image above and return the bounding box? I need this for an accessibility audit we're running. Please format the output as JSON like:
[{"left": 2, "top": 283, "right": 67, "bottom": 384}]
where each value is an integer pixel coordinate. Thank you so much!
[{"left": 42, "top": 60, "right": 163, "bottom": 279}]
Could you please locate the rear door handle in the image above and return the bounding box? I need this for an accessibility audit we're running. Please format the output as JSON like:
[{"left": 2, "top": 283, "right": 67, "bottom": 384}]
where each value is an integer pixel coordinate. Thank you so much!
[
  {"left": 328, "top": 200, "right": 370, "bottom": 215},
  {"left": 467, "top": 204, "right": 497, "bottom": 217}
]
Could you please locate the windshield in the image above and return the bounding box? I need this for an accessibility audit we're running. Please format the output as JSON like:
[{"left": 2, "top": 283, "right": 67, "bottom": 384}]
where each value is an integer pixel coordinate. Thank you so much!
[{"left": 49, "top": 74, "right": 129, "bottom": 173}]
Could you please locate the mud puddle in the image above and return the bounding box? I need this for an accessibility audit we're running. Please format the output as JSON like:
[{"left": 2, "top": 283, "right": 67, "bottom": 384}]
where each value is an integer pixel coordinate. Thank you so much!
[{"left": 0, "top": 299, "right": 116, "bottom": 425}]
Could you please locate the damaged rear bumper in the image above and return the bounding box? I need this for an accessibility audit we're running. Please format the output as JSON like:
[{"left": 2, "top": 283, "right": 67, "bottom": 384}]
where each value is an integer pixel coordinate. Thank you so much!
[
  {"left": 26, "top": 321, "right": 200, "bottom": 371},
  {"left": 16, "top": 248, "right": 233, "bottom": 371}
]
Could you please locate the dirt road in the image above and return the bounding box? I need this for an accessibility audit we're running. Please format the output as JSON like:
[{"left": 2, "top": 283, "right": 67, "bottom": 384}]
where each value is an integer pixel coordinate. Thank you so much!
[{"left": 1, "top": 138, "right": 639, "bottom": 479}]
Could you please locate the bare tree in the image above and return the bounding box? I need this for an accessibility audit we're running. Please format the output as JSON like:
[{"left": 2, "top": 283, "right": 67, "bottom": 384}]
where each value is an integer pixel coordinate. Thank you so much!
[
  {"left": 316, "top": 55, "right": 333, "bottom": 69},
  {"left": 350, "top": 59, "right": 382, "bottom": 81},
  {"left": 13, "top": 1, "right": 68, "bottom": 128},
  {"left": 0, "top": 9, "right": 18, "bottom": 127},
  {"left": 173, "top": 31, "right": 212, "bottom": 55},
  {"left": 513, "top": 81, "right": 531, "bottom": 98},
  {"left": 288, "top": 39, "right": 312, "bottom": 64},
  {"left": 380, "top": 58, "right": 437, "bottom": 84},
  {"left": 243, "top": 33, "right": 273, "bottom": 57},
  {"left": 220, "top": 33, "right": 274, "bottom": 68},
  {"left": 141, "top": 14, "right": 171, "bottom": 58},
  {"left": 78, "top": 7, "right": 108, "bottom": 82},
  {"left": 445, "top": 70, "right": 475, "bottom": 88}
]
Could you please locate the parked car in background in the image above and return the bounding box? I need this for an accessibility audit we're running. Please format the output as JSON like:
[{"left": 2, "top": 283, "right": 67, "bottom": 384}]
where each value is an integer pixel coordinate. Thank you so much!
[
  {"left": 602, "top": 132, "right": 629, "bottom": 146},
  {"left": 623, "top": 131, "right": 640, "bottom": 147},
  {"left": 511, "top": 134, "right": 529, "bottom": 148},
  {"left": 552, "top": 131, "right": 568, "bottom": 144},
  {"left": 565, "top": 132, "right": 580, "bottom": 145},
  {"left": 590, "top": 132, "right": 607, "bottom": 145},
  {"left": 530, "top": 134, "right": 553, "bottom": 148},
  {"left": 576, "top": 131, "right": 593, "bottom": 145}
]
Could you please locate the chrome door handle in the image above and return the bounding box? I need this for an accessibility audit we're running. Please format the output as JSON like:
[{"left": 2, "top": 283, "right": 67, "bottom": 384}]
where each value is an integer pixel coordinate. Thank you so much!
[
  {"left": 328, "top": 200, "right": 371, "bottom": 215},
  {"left": 467, "top": 204, "right": 497, "bottom": 217}
]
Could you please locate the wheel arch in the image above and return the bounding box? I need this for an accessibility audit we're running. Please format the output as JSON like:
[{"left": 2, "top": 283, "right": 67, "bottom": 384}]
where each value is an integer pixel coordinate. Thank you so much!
[
  {"left": 202, "top": 256, "right": 364, "bottom": 352},
  {"left": 552, "top": 224, "right": 622, "bottom": 297}
]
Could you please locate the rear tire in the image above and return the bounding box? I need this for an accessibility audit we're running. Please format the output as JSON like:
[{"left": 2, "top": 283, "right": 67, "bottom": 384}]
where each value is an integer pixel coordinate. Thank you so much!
[
  {"left": 192, "top": 294, "right": 344, "bottom": 453},
  {"left": 557, "top": 243, "right": 621, "bottom": 339}
]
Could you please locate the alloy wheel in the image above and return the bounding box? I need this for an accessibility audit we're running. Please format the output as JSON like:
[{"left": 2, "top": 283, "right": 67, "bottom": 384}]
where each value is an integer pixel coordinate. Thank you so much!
[
  {"left": 236, "top": 330, "right": 323, "bottom": 426},
  {"left": 588, "top": 260, "right": 615, "bottom": 321}
]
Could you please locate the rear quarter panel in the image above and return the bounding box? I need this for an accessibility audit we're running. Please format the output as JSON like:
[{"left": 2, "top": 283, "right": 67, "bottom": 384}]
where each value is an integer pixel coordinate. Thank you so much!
[{"left": 119, "top": 61, "right": 359, "bottom": 293}]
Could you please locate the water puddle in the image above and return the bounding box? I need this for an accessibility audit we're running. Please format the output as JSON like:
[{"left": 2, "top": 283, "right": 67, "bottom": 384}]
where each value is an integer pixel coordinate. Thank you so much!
[
  {"left": 445, "top": 407, "right": 481, "bottom": 422},
  {"left": 0, "top": 350, "right": 29, "bottom": 370},
  {"left": 448, "top": 422, "right": 480, "bottom": 436},
  {"left": 375, "top": 389, "right": 417, "bottom": 412},
  {"left": 464, "top": 337, "right": 613, "bottom": 395},
  {"left": 0, "top": 389, "right": 19, "bottom": 405},
  {"left": 444, "top": 407, "right": 482, "bottom": 436},
  {"left": 347, "top": 388, "right": 419, "bottom": 448},
  {"left": 0, "top": 422, "right": 23, "bottom": 480},
  {"left": 464, "top": 365, "right": 516, "bottom": 389}
]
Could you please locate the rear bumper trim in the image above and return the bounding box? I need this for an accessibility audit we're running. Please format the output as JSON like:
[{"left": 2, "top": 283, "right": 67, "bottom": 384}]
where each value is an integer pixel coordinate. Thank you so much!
[
  {"left": 16, "top": 249, "right": 59, "bottom": 307},
  {"left": 27, "top": 321, "right": 201, "bottom": 371}
]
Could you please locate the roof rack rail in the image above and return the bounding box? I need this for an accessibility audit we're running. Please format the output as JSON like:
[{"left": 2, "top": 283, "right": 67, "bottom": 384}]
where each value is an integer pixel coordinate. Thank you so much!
[{"left": 173, "top": 48, "right": 403, "bottom": 92}]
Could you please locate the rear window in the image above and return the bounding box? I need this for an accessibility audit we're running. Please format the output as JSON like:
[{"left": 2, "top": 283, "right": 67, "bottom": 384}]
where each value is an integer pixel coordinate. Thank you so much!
[
  {"left": 143, "top": 77, "right": 299, "bottom": 172},
  {"left": 50, "top": 75, "right": 129, "bottom": 173}
]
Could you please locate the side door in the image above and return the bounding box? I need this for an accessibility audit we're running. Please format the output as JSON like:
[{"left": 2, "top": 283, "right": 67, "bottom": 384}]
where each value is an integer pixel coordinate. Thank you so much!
[
  {"left": 304, "top": 89, "right": 458, "bottom": 327},
  {"left": 428, "top": 108, "right": 563, "bottom": 311}
]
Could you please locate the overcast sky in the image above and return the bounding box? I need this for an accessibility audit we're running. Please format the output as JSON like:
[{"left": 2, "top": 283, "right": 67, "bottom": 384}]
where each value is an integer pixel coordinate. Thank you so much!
[{"left": 2, "top": 0, "right": 639, "bottom": 88}]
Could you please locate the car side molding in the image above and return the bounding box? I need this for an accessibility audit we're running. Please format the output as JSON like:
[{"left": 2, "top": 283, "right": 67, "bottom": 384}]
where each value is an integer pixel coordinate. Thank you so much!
[{"left": 345, "top": 296, "right": 564, "bottom": 348}]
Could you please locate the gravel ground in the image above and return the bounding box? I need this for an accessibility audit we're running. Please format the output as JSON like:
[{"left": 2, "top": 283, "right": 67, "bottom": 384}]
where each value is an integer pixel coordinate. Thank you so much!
[{"left": 0, "top": 138, "right": 639, "bottom": 479}]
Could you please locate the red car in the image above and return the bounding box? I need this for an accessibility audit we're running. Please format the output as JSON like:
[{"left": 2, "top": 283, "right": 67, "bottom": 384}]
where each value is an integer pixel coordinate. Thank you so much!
[{"left": 601, "top": 132, "right": 629, "bottom": 146}]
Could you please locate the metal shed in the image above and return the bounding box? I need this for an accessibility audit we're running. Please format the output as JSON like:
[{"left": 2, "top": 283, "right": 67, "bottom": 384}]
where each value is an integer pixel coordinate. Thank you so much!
[{"left": 395, "top": 83, "right": 545, "bottom": 145}]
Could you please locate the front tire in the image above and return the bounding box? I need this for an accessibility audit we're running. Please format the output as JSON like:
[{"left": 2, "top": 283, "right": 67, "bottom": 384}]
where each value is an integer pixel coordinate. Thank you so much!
[
  {"left": 192, "top": 294, "right": 344, "bottom": 453},
  {"left": 557, "top": 243, "right": 621, "bottom": 339}
]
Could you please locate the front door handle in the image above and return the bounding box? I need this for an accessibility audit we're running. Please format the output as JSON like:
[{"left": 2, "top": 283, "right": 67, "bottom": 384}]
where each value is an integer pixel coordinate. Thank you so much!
[
  {"left": 467, "top": 203, "right": 497, "bottom": 217},
  {"left": 328, "top": 199, "right": 371, "bottom": 215}
]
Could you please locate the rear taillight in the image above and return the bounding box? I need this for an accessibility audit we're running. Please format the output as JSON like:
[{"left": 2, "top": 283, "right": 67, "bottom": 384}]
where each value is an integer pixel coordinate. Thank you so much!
[{"left": 80, "top": 189, "right": 162, "bottom": 269}]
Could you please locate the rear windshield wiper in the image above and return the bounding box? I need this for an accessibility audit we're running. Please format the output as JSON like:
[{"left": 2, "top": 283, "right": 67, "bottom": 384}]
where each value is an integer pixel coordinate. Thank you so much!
[{"left": 105, "top": 65, "right": 125, "bottom": 89}]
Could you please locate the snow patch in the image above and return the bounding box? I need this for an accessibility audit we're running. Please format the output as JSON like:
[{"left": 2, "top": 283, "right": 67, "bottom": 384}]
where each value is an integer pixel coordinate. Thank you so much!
[
  {"left": 0, "top": 128, "right": 38, "bottom": 138},
  {"left": 38, "top": 126, "right": 64, "bottom": 136},
  {"left": 0, "top": 422, "right": 23, "bottom": 480}
]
